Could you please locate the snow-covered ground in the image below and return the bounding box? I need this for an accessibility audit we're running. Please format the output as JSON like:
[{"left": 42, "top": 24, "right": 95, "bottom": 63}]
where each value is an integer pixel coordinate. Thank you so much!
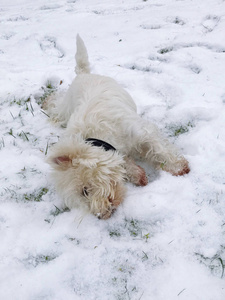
[{"left": 1, "top": 0, "right": 225, "bottom": 299}]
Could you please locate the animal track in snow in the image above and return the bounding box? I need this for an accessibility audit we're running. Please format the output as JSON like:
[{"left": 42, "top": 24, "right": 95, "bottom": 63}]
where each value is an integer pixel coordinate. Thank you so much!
[
  {"left": 141, "top": 16, "right": 186, "bottom": 31},
  {"left": 189, "top": 64, "right": 202, "bottom": 74},
  {"left": 40, "top": 37, "right": 64, "bottom": 58},
  {"left": 201, "top": 15, "right": 220, "bottom": 33},
  {"left": 0, "top": 32, "right": 15, "bottom": 40},
  {"left": 7, "top": 15, "right": 29, "bottom": 22},
  {"left": 124, "top": 59, "right": 163, "bottom": 74},
  {"left": 40, "top": 4, "right": 62, "bottom": 10},
  {"left": 167, "top": 16, "right": 185, "bottom": 25},
  {"left": 124, "top": 55, "right": 169, "bottom": 74},
  {"left": 148, "top": 55, "right": 169, "bottom": 63},
  {"left": 126, "top": 64, "right": 162, "bottom": 74},
  {"left": 140, "top": 24, "right": 161, "bottom": 30},
  {"left": 221, "top": 94, "right": 225, "bottom": 104},
  {"left": 158, "top": 42, "right": 225, "bottom": 54}
]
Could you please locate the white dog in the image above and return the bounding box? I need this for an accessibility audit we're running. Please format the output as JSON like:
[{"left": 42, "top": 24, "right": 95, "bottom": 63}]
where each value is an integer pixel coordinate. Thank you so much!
[{"left": 45, "top": 35, "right": 190, "bottom": 219}]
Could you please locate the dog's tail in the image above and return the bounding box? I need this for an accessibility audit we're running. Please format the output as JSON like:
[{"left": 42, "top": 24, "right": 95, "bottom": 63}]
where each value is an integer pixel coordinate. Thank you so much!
[{"left": 75, "top": 35, "right": 90, "bottom": 75}]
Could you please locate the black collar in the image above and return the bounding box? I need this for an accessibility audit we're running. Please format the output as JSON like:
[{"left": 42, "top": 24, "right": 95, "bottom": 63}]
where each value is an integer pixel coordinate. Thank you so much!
[{"left": 85, "top": 138, "right": 116, "bottom": 152}]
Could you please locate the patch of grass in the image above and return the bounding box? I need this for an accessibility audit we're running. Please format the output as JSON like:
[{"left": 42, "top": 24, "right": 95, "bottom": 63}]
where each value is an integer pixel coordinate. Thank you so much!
[
  {"left": 9, "top": 111, "right": 15, "bottom": 119},
  {"left": 168, "top": 121, "right": 194, "bottom": 137},
  {"left": 174, "top": 126, "right": 189, "bottom": 136},
  {"left": 126, "top": 218, "right": 142, "bottom": 237},
  {"left": 17, "top": 167, "right": 41, "bottom": 179},
  {"left": 27, "top": 254, "right": 57, "bottom": 267},
  {"left": 36, "top": 80, "right": 57, "bottom": 106},
  {"left": 18, "top": 131, "right": 30, "bottom": 141},
  {"left": 39, "top": 255, "right": 55, "bottom": 263},
  {"left": 24, "top": 187, "right": 48, "bottom": 202},
  {"left": 8, "top": 96, "right": 34, "bottom": 117},
  {"left": 109, "top": 230, "right": 121, "bottom": 238},
  {"left": 40, "top": 109, "right": 50, "bottom": 118},
  {"left": 195, "top": 252, "right": 225, "bottom": 278},
  {"left": 142, "top": 233, "right": 151, "bottom": 242},
  {"left": 46, "top": 81, "right": 54, "bottom": 89},
  {"left": 111, "top": 260, "right": 141, "bottom": 300},
  {"left": 7, "top": 128, "right": 16, "bottom": 138},
  {"left": 45, "top": 141, "right": 49, "bottom": 155},
  {"left": 50, "top": 205, "right": 70, "bottom": 216},
  {"left": 38, "top": 89, "right": 54, "bottom": 106},
  {"left": 109, "top": 219, "right": 151, "bottom": 242},
  {"left": 158, "top": 47, "right": 173, "bottom": 54},
  {"left": 142, "top": 251, "right": 149, "bottom": 262},
  {"left": 177, "top": 288, "right": 186, "bottom": 296},
  {"left": 10, "top": 96, "right": 31, "bottom": 107},
  {"left": 4, "top": 187, "right": 18, "bottom": 199}
]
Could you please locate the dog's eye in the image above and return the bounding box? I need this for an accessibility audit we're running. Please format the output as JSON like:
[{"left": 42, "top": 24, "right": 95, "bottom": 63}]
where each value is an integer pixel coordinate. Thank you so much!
[{"left": 82, "top": 187, "right": 89, "bottom": 197}]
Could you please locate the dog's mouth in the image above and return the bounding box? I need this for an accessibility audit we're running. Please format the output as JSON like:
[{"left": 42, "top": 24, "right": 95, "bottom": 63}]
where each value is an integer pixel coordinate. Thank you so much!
[
  {"left": 92, "top": 195, "right": 116, "bottom": 220},
  {"left": 96, "top": 207, "right": 116, "bottom": 220},
  {"left": 94, "top": 184, "right": 126, "bottom": 220}
]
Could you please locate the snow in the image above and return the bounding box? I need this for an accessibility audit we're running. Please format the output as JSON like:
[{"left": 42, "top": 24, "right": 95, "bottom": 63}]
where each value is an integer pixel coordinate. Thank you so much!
[{"left": 1, "top": 0, "right": 225, "bottom": 299}]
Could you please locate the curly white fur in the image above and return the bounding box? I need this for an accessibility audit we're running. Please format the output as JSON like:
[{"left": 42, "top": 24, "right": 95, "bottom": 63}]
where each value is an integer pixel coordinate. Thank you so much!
[{"left": 45, "top": 35, "right": 190, "bottom": 219}]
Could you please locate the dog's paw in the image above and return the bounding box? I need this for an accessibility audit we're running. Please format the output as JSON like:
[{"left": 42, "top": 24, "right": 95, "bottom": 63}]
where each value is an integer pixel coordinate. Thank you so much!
[
  {"left": 162, "top": 158, "right": 190, "bottom": 176},
  {"left": 135, "top": 165, "right": 148, "bottom": 186},
  {"left": 174, "top": 160, "right": 190, "bottom": 176},
  {"left": 124, "top": 157, "right": 148, "bottom": 186}
]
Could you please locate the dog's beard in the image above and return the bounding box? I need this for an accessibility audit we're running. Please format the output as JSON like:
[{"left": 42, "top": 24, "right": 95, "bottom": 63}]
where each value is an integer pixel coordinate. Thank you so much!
[{"left": 88, "top": 182, "right": 126, "bottom": 219}]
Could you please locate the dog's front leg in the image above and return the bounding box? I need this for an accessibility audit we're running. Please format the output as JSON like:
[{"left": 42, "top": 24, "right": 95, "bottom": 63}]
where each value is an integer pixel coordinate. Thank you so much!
[
  {"left": 130, "top": 120, "right": 190, "bottom": 176},
  {"left": 124, "top": 157, "right": 148, "bottom": 186}
]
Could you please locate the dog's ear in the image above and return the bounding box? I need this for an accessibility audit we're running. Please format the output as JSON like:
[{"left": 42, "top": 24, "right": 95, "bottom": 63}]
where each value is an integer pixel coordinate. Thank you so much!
[
  {"left": 50, "top": 155, "right": 72, "bottom": 170},
  {"left": 49, "top": 154, "right": 99, "bottom": 169}
]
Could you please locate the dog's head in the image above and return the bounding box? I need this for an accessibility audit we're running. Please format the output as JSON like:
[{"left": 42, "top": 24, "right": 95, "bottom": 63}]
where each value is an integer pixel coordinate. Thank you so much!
[{"left": 48, "top": 138, "right": 126, "bottom": 219}]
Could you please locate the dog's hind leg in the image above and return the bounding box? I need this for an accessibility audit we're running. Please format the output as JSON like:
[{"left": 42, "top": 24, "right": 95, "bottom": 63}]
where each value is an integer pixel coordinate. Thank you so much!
[
  {"left": 42, "top": 91, "right": 67, "bottom": 125},
  {"left": 130, "top": 119, "right": 190, "bottom": 176}
]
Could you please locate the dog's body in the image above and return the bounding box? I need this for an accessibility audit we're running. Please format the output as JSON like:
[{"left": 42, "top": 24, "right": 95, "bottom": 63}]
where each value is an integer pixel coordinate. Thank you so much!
[{"left": 46, "top": 35, "right": 190, "bottom": 219}]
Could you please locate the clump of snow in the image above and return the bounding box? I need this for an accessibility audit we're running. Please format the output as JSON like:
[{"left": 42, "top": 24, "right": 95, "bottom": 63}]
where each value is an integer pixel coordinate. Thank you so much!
[{"left": 1, "top": 0, "right": 225, "bottom": 299}]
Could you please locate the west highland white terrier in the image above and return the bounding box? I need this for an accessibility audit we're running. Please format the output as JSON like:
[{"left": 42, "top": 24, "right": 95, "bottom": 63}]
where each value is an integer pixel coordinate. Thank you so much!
[{"left": 45, "top": 35, "right": 190, "bottom": 219}]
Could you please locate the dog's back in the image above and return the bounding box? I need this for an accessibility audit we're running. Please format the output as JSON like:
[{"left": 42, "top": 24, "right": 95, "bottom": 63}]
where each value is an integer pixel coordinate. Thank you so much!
[{"left": 75, "top": 35, "right": 90, "bottom": 75}]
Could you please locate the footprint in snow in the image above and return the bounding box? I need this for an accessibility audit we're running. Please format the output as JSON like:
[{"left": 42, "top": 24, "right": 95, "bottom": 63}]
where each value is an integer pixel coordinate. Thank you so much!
[
  {"left": 124, "top": 62, "right": 162, "bottom": 74},
  {"left": 40, "top": 4, "right": 62, "bottom": 10},
  {"left": 189, "top": 64, "right": 202, "bottom": 74},
  {"left": 201, "top": 15, "right": 220, "bottom": 33},
  {"left": 7, "top": 15, "right": 29, "bottom": 22},
  {"left": 140, "top": 24, "right": 162, "bottom": 30},
  {"left": 167, "top": 16, "right": 185, "bottom": 25},
  {"left": 221, "top": 94, "right": 225, "bottom": 104},
  {"left": 148, "top": 55, "right": 169, "bottom": 63},
  {"left": 0, "top": 32, "right": 15, "bottom": 40},
  {"left": 158, "top": 42, "right": 225, "bottom": 54},
  {"left": 40, "top": 37, "right": 64, "bottom": 58}
]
